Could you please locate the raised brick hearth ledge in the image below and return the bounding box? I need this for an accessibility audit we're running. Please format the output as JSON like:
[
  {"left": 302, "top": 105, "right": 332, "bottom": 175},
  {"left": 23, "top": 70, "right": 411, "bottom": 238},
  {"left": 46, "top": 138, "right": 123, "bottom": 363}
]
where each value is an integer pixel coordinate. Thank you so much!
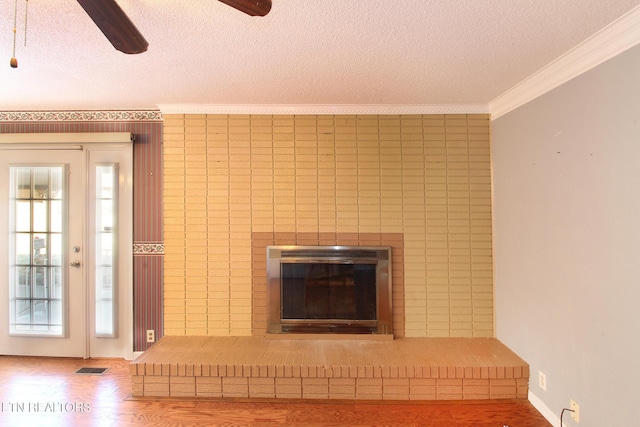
[{"left": 130, "top": 336, "right": 529, "bottom": 400}]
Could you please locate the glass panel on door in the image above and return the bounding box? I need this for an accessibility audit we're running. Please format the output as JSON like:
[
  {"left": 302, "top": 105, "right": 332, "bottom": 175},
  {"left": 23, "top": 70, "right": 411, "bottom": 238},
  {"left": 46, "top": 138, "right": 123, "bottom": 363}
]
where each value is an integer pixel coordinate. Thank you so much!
[
  {"left": 95, "top": 164, "right": 117, "bottom": 337},
  {"left": 9, "top": 166, "right": 65, "bottom": 336}
]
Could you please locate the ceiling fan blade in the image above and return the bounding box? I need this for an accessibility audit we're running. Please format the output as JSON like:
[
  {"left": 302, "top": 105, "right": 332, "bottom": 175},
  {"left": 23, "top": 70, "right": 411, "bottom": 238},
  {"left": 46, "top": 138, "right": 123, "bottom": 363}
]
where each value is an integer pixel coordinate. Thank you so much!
[
  {"left": 217, "top": 0, "right": 272, "bottom": 16},
  {"left": 76, "top": 0, "right": 148, "bottom": 54}
]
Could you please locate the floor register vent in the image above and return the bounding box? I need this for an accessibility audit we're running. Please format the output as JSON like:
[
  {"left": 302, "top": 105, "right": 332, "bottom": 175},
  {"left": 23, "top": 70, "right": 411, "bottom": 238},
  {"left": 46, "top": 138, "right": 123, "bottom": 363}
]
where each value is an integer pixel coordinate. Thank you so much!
[{"left": 74, "top": 367, "right": 108, "bottom": 375}]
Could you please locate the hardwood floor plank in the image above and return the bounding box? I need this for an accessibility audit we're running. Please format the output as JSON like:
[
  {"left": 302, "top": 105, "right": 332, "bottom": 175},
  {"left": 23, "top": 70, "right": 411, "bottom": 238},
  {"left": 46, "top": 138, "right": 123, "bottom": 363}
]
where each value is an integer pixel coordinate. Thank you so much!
[{"left": 0, "top": 356, "right": 551, "bottom": 426}]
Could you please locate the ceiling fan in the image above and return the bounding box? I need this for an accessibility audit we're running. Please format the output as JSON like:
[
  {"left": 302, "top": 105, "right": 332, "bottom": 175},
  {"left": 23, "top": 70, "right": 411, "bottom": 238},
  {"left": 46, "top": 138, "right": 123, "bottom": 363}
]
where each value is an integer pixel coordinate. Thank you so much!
[{"left": 76, "top": 0, "right": 272, "bottom": 55}]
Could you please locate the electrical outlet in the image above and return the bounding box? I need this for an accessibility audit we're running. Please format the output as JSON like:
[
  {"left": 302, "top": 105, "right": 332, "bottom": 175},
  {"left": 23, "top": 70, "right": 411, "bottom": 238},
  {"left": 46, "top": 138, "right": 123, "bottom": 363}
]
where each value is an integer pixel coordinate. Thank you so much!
[
  {"left": 570, "top": 399, "right": 580, "bottom": 423},
  {"left": 538, "top": 371, "right": 547, "bottom": 391},
  {"left": 146, "top": 329, "right": 155, "bottom": 343}
]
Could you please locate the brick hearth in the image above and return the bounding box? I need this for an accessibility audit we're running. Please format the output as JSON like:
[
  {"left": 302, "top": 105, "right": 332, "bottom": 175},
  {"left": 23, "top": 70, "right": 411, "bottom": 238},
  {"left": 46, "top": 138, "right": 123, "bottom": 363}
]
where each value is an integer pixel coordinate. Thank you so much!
[{"left": 130, "top": 336, "right": 529, "bottom": 400}]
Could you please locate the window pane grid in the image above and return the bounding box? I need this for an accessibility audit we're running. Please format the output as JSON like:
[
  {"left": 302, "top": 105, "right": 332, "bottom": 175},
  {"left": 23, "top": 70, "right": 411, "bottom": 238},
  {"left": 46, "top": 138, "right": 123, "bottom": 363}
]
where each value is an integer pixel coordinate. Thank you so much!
[{"left": 9, "top": 167, "right": 65, "bottom": 336}]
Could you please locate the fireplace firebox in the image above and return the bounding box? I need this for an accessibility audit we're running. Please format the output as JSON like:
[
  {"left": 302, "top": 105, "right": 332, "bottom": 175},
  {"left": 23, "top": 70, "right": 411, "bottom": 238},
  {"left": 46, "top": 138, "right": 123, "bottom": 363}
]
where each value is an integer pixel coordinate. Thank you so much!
[{"left": 266, "top": 246, "right": 392, "bottom": 335}]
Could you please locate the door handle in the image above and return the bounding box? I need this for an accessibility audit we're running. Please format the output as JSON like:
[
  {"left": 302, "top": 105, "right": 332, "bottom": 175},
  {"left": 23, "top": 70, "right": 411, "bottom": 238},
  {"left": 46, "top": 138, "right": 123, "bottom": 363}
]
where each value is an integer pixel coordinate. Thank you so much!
[{"left": 69, "top": 260, "right": 81, "bottom": 268}]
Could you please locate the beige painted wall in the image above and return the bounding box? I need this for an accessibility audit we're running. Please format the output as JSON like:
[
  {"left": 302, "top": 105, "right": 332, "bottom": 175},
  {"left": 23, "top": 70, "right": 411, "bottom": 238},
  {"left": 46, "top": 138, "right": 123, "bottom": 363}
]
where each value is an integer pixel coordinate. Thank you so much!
[{"left": 163, "top": 114, "right": 493, "bottom": 337}]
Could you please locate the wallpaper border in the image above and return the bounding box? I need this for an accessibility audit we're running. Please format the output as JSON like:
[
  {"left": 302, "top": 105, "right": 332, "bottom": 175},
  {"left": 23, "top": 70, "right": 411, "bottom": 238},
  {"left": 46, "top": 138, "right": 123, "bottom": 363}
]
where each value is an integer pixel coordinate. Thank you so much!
[
  {"left": 0, "top": 110, "right": 163, "bottom": 122},
  {"left": 133, "top": 242, "right": 165, "bottom": 255}
]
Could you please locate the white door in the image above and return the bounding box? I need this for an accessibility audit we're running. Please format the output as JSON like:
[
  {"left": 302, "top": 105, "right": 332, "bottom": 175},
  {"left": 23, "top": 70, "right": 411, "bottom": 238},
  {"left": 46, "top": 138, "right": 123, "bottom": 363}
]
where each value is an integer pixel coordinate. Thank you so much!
[{"left": 0, "top": 134, "right": 133, "bottom": 359}]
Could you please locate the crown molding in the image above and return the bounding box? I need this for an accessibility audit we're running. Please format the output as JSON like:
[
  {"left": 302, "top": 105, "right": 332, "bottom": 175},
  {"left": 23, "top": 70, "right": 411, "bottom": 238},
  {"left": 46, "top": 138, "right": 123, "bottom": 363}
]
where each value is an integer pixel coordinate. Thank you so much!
[
  {"left": 490, "top": 5, "right": 640, "bottom": 120},
  {"left": 0, "top": 110, "right": 162, "bottom": 122},
  {"left": 157, "top": 104, "right": 490, "bottom": 116}
]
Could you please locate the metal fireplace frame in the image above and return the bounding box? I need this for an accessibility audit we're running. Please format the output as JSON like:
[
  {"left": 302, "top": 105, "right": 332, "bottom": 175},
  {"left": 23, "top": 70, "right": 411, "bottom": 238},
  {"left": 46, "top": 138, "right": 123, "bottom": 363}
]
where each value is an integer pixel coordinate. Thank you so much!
[{"left": 266, "top": 245, "right": 392, "bottom": 335}]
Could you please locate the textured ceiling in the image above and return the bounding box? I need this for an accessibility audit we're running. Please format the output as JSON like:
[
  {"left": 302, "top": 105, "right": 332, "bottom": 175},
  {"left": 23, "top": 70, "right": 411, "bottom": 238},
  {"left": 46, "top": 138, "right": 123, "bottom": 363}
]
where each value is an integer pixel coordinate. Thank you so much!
[{"left": 0, "top": 0, "right": 639, "bottom": 111}]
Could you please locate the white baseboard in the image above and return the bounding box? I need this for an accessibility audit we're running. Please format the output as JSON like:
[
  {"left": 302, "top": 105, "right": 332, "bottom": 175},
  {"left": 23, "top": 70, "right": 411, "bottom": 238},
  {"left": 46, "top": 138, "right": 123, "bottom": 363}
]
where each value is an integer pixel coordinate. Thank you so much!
[
  {"left": 132, "top": 351, "right": 144, "bottom": 360},
  {"left": 529, "top": 390, "right": 564, "bottom": 427}
]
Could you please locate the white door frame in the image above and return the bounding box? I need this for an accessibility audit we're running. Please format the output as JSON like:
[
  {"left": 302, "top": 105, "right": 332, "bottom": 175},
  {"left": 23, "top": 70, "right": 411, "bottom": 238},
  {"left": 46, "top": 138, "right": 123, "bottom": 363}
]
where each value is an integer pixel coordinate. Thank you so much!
[{"left": 0, "top": 133, "right": 133, "bottom": 359}]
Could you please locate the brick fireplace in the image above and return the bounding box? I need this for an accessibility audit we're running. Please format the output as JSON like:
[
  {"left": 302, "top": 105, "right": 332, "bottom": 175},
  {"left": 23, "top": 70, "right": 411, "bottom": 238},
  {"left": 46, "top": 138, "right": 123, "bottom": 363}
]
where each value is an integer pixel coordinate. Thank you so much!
[
  {"left": 163, "top": 113, "right": 494, "bottom": 338},
  {"left": 131, "top": 114, "right": 527, "bottom": 401}
]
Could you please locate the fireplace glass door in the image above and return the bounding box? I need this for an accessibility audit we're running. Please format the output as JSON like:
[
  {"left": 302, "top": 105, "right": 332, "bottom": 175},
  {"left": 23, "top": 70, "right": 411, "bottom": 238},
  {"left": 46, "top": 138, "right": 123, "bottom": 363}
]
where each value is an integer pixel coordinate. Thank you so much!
[
  {"left": 267, "top": 246, "right": 392, "bottom": 335},
  {"left": 281, "top": 262, "right": 377, "bottom": 321}
]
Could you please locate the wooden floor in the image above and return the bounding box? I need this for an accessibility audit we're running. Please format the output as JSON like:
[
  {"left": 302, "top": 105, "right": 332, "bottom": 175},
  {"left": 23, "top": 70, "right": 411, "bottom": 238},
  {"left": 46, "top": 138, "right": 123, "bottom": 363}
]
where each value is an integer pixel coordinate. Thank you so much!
[{"left": 0, "top": 355, "right": 551, "bottom": 426}]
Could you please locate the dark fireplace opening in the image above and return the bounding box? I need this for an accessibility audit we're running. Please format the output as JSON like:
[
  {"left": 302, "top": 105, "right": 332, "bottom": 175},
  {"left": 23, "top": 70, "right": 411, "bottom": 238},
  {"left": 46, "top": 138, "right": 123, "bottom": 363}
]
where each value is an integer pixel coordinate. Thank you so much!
[
  {"left": 282, "top": 263, "right": 377, "bottom": 320},
  {"left": 267, "top": 246, "right": 392, "bottom": 335}
]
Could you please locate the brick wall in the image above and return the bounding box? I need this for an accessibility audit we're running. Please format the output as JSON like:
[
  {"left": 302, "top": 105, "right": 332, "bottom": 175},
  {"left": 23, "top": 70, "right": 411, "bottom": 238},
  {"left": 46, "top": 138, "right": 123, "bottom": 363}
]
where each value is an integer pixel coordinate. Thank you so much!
[{"left": 163, "top": 114, "right": 493, "bottom": 337}]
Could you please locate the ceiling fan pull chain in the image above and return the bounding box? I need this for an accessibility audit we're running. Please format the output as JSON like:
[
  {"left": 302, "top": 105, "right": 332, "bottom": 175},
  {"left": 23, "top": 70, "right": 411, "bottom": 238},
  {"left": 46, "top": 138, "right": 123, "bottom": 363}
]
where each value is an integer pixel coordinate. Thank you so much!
[
  {"left": 10, "top": 0, "right": 18, "bottom": 68},
  {"left": 24, "top": 0, "right": 29, "bottom": 47}
]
